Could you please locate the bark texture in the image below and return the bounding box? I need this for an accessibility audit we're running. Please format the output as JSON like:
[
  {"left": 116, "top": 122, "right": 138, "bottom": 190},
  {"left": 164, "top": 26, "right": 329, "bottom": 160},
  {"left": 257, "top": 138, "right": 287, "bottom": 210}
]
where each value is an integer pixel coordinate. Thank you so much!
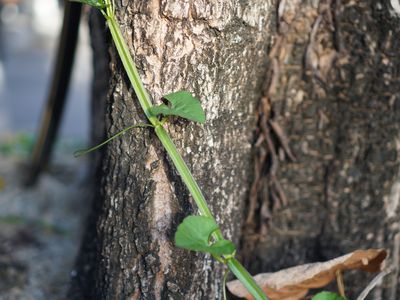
[
  {"left": 71, "top": 1, "right": 274, "bottom": 299},
  {"left": 241, "top": 0, "right": 400, "bottom": 299}
]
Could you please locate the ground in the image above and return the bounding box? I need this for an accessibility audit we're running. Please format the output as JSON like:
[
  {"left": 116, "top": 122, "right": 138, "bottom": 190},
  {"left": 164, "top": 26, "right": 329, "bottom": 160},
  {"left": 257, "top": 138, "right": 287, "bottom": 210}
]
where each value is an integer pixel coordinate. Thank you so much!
[
  {"left": 0, "top": 153, "right": 88, "bottom": 300},
  {"left": 0, "top": 4, "right": 91, "bottom": 298}
]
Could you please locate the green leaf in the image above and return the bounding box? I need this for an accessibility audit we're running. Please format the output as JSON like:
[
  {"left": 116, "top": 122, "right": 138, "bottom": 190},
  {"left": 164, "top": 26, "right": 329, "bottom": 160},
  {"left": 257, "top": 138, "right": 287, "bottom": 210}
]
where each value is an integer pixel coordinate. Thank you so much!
[
  {"left": 175, "top": 216, "right": 218, "bottom": 252},
  {"left": 311, "top": 292, "right": 346, "bottom": 300},
  {"left": 209, "top": 240, "right": 236, "bottom": 256},
  {"left": 149, "top": 91, "right": 206, "bottom": 123},
  {"left": 70, "top": 0, "right": 106, "bottom": 8},
  {"left": 175, "top": 216, "right": 235, "bottom": 257}
]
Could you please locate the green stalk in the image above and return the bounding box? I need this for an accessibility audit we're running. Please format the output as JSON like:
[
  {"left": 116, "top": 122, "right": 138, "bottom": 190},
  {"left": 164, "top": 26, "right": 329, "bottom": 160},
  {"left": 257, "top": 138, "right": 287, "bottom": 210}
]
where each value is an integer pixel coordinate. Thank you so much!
[
  {"left": 227, "top": 258, "right": 267, "bottom": 300},
  {"left": 103, "top": 2, "right": 267, "bottom": 299},
  {"left": 154, "top": 126, "right": 214, "bottom": 218},
  {"left": 74, "top": 123, "right": 153, "bottom": 157},
  {"left": 106, "top": 17, "right": 156, "bottom": 122}
]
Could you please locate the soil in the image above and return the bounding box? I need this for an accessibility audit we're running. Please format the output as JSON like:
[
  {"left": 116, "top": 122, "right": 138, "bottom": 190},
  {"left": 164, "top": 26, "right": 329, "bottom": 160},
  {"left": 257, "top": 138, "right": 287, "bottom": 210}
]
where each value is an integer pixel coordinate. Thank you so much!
[{"left": 0, "top": 154, "right": 88, "bottom": 300}]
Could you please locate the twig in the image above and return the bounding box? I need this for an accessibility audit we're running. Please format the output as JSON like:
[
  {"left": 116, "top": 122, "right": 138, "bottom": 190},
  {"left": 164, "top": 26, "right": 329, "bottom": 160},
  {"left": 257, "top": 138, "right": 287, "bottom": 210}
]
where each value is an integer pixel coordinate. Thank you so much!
[
  {"left": 333, "top": 0, "right": 343, "bottom": 52},
  {"left": 278, "top": 0, "right": 286, "bottom": 20},
  {"left": 246, "top": 147, "right": 267, "bottom": 224},
  {"left": 271, "top": 175, "right": 288, "bottom": 206},
  {"left": 356, "top": 266, "right": 395, "bottom": 300},
  {"left": 277, "top": 0, "right": 286, "bottom": 33},
  {"left": 389, "top": 233, "right": 400, "bottom": 300},
  {"left": 336, "top": 270, "right": 346, "bottom": 298},
  {"left": 305, "top": 15, "right": 322, "bottom": 71},
  {"left": 260, "top": 119, "right": 278, "bottom": 175},
  {"left": 267, "top": 58, "right": 281, "bottom": 96},
  {"left": 269, "top": 120, "right": 296, "bottom": 162}
]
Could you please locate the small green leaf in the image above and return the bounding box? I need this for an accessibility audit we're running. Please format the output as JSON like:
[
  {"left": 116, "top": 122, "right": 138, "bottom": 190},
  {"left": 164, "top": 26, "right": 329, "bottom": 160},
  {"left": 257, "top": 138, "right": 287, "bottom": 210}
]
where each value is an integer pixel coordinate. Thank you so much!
[
  {"left": 70, "top": 0, "right": 106, "bottom": 8},
  {"left": 149, "top": 91, "right": 206, "bottom": 123},
  {"left": 209, "top": 240, "right": 236, "bottom": 256},
  {"left": 175, "top": 216, "right": 218, "bottom": 252},
  {"left": 175, "top": 216, "right": 235, "bottom": 257},
  {"left": 311, "top": 291, "right": 346, "bottom": 300}
]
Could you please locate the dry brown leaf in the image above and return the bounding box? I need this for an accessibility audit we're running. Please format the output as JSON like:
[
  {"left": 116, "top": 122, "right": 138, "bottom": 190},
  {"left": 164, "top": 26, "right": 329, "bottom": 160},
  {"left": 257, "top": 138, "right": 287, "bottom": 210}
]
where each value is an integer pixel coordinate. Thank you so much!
[{"left": 227, "top": 249, "right": 387, "bottom": 300}]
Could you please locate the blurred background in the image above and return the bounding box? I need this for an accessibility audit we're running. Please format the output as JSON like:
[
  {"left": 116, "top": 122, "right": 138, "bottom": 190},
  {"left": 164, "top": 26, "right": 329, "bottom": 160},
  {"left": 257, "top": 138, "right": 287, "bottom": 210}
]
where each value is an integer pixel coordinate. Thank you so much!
[
  {"left": 0, "top": 1, "right": 91, "bottom": 298},
  {"left": 0, "top": 0, "right": 90, "bottom": 145}
]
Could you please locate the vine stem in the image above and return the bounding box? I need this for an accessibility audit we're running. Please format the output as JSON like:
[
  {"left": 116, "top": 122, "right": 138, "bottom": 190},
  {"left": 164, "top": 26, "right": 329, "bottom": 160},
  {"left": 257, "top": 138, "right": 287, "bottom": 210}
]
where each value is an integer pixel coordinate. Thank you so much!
[
  {"left": 227, "top": 258, "right": 267, "bottom": 300},
  {"left": 74, "top": 123, "right": 153, "bottom": 157},
  {"left": 104, "top": 3, "right": 267, "bottom": 299}
]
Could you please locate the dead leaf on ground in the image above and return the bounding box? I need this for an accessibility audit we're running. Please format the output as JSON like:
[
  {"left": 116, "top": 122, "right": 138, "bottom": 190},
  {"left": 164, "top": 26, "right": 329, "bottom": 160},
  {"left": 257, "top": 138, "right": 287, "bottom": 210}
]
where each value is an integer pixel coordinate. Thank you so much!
[{"left": 227, "top": 249, "right": 387, "bottom": 300}]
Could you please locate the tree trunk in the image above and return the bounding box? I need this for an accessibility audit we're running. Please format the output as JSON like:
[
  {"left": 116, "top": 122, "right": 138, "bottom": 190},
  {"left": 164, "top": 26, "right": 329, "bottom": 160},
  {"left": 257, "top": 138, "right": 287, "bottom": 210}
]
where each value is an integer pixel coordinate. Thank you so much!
[
  {"left": 240, "top": 0, "right": 400, "bottom": 299},
  {"left": 70, "top": 1, "right": 400, "bottom": 299},
  {"left": 70, "top": 1, "right": 273, "bottom": 299}
]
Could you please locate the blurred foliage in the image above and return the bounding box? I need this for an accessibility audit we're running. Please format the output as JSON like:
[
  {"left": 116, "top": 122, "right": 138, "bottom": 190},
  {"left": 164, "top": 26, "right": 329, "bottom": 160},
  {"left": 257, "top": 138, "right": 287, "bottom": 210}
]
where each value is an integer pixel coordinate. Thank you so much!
[
  {"left": 0, "top": 215, "right": 68, "bottom": 235},
  {"left": 0, "top": 133, "right": 35, "bottom": 157},
  {"left": 0, "top": 132, "right": 85, "bottom": 158}
]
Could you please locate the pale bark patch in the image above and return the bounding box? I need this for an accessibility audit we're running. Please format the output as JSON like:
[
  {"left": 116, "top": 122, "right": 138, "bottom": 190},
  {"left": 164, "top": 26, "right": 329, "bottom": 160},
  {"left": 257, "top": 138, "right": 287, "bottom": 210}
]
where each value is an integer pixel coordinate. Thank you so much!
[{"left": 146, "top": 144, "right": 175, "bottom": 300}]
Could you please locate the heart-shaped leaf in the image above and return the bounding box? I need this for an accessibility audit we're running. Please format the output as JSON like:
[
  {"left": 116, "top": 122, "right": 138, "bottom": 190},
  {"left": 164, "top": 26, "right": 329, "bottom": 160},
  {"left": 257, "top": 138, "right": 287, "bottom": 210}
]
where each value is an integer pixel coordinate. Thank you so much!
[
  {"left": 70, "top": 0, "right": 107, "bottom": 8},
  {"left": 175, "top": 216, "right": 235, "bottom": 257},
  {"left": 150, "top": 91, "right": 206, "bottom": 123},
  {"left": 311, "top": 292, "right": 346, "bottom": 300}
]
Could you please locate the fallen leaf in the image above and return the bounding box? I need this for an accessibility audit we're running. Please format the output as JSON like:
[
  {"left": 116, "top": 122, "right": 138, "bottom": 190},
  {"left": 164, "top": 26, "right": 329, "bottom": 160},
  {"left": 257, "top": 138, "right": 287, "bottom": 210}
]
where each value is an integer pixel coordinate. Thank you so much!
[{"left": 227, "top": 249, "right": 387, "bottom": 300}]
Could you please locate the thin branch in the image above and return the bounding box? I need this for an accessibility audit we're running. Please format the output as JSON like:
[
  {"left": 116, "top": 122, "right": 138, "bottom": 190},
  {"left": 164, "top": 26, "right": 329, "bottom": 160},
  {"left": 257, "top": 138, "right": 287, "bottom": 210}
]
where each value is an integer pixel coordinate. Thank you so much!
[{"left": 356, "top": 266, "right": 395, "bottom": 300}]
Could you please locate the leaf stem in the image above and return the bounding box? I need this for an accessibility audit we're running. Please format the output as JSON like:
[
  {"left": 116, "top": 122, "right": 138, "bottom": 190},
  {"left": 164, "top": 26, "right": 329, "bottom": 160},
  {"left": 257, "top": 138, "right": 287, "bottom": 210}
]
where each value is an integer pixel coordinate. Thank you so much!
[
  {"left": 227, "top": 258, "right": 267, "bottom": 300},
  {"left": 74, "top": 123, "right": 153, "bottom": 157},
  {"left": 223, "top": 269, "right": 229, "bottom": 300},
  {"left": 154, "top": 124, "right": 224, "bottom": 239},
  {"left": 106, "top": 17, "right": 156, "bottom": 123}
]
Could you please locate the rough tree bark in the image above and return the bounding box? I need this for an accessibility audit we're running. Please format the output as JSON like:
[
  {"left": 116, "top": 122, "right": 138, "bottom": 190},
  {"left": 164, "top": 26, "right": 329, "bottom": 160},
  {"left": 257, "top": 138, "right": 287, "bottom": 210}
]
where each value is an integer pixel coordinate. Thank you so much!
[
  {"left": 240, "top": 1, "right": 400, "bottom": 299},
  {"left": 70, "top": 1, "right": 400, "bottom": 299},
  {"left": 70, "top": 1, "right": 274, "bottom": 299}
]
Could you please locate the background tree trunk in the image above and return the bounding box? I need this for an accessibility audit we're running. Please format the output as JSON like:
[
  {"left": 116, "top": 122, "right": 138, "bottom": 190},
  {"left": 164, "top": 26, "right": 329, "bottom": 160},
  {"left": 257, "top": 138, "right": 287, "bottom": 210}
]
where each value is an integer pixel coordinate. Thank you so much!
[
  {"left": 240, "top": 1, "right": 400, "bottom": 299},
  {"left": 70, "top": 1, "right": 273, "bottom": 299}
]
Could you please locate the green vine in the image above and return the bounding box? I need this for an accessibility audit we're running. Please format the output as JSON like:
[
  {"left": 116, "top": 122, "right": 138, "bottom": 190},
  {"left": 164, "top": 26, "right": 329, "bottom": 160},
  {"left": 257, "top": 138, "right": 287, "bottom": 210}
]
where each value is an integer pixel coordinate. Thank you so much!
[{"left": 73, "top": 0, "right": 268, "bottom": 299}]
